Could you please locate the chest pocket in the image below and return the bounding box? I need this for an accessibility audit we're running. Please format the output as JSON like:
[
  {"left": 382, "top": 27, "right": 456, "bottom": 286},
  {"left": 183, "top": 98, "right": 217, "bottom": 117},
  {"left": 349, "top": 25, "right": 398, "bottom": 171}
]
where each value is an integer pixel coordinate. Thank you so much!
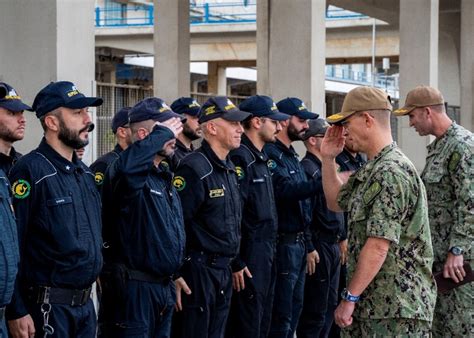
[
  {"left": 46, "top": 196, "right": 78, "bottom": 236},
  {"left": 422, "top": 166, "right": 453, "bottom": 204},
  {"left": 248, "top": 175, "right": 273, "bottom": 223}
]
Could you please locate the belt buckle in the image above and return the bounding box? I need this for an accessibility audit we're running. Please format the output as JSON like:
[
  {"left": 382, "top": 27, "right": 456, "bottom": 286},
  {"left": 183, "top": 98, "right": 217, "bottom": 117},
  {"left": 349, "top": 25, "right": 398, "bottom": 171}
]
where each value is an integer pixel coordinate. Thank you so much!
[
  {"left": 37, "top": 286, "right": 51, "bottom": 304},
  {"left": 209, "top": 254, "right": 218, "bottom": 266},
  {"left": 71, "top": 289, "right": 88, "bottom": 307}
]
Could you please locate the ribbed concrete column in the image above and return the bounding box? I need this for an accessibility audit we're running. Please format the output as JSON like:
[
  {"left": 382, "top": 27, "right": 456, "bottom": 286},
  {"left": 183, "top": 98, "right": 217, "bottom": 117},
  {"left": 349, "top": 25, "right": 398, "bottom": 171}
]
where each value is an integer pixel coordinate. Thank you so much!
[
  {"left": 257, "top": 0, "right": 326, "bottom": 115},
  {"left": 398, "top": 0, "right": 439, "bottom": 171},
  {"left": 460, "top": 0, "right": 474, "bottom": 131},
  {"left": 0, "top": 0, "right": 96, "bottom": 162},
  {"left": 154, "top": 0, "right": 190, "bottom": 102},
  {"left": 208, "top": 62, "right": 227, "bottom": 96}
]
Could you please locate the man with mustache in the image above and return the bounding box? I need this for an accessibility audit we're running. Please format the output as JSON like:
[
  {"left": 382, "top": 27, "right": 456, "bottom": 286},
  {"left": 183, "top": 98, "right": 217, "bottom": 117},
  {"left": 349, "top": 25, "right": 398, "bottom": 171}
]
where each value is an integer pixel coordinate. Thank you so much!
[
  {"left": 172, "top": 96, "right": 250, "bottom": 338},
  {"left": 169, "top": 97, "right": 202, "bottom": 170},
  {"left": 0, "top": 83, "right": 32, "bottom": 177},
  {"left": 100, "top": 97, "right": 186, "bottom": 337},
  {"left": 6, "top": 81, "right": 103, "bottom": 338},
  {"left": 226, "top": 95, "right": 289, "bottom": 338},
  {"left": 394, "top": 86, "right": 473, "bottom": 337},
  {"left": 264, "top": 97, "right": 319, "bottom": 338}
]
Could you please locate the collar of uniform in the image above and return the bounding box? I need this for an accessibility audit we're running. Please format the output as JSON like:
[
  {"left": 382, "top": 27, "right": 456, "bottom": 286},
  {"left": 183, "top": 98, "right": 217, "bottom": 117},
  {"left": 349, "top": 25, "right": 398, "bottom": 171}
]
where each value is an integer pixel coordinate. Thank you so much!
[
  {"left": 200, "top": 139, "right": 236, "bottom": 171},
  {"left": 275, "top": 138, "right": 298, "bottom": 157},
  {"left": 176, "top": 138, "right": 193, "bottom": 153},
  {"left": 0, "top": 146, "right": 21, "bottom": 165},
  {"left": 37, "top": 137, "right": 81, "bottom": 174},
  {"left": 303, "top": 151, "right": 321, "bottom": 167},
  {"left": 352, "top": 142, "right": 396, "bottom": 182},
  {"left": 241, "top": 134, "right": 268, "bottom": 162},
  {"left": 426, "top": 122, "right": 456, "bottom": 156},
  {"left": 113, "top": 143, "right": 124, "bottom": 155}
]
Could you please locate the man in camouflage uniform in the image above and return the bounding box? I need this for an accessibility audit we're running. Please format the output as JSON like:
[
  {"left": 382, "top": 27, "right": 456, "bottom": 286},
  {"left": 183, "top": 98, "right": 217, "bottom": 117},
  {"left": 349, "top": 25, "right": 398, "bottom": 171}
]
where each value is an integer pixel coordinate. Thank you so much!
[
  {"left": 395, "top": 85, "right": 474, "bottom": 337},
  {"left": 320, "top": 86, "right": 437, "bottom": 337}
]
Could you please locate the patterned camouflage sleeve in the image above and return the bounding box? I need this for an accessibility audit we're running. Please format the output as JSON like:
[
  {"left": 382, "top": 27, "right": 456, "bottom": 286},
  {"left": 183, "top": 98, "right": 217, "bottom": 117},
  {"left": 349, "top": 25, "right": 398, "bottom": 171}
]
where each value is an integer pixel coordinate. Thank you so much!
[
  {"left": 448, "top": 144, "right": 474, "bottom": 259},
  {"left": 363, "top": 171, "right": 413, "bottom": 243},
  {"left": 337, "top": 176, "right": 356, "bottom": 212}
]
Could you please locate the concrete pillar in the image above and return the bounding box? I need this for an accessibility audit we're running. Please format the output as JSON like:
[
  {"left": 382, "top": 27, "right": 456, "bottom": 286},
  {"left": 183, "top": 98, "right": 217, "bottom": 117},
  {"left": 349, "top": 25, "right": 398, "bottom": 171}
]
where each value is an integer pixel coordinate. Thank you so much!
[
  {"left": 460, "top": 0, "right": 474, "bottom": 131},
  {"left": 398, "top": 0, "right": 439, "bottom": 171},
  {"left": 154, "top": 0, "right": 190, "bottom": 102},
  {"left": 207, "top": 62, "right": 227, "bottom": 96},
  {"left": 257, "top": 0, "right": 326, "bottom": 115},
  {"left": 0, "top": 0, "right": 96, "bottom": 162}
]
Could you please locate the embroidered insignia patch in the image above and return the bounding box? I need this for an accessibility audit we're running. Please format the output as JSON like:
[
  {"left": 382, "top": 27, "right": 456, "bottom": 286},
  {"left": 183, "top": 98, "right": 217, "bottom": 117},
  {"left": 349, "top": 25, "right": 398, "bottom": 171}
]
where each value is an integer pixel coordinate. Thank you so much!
[
  {"left": 12, "top": 179, "right": 31, "bottom": 199},
  {"left": 235, "top": 166, "right": 245, "bottom": 180},
  {"left": 267, "top": 159, "right": 277, "bottom": 170},
  {"left": 173, "top": 176, "right": 186, "bottom": 191},
  {"left": 209, "top": 188, "right": 225, "bottom": 198},
  {"left": 448, "top": 152, "right": 461, "bottom": 173},
  {"left": 363, "top": 181, "right": 381, "bottom": 205},
  {"left": 94, "top": 172, "right": 104, "bottom": 185}
]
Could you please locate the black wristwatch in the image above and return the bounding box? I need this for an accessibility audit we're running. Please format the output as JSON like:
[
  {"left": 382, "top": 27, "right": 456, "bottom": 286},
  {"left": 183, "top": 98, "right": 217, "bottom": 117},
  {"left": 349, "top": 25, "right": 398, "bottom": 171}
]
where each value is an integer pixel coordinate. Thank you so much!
[
  {"left": 341, "top": 288, "right": 360, "bottom": 303},
  {"left": 449, "top": 246, "right": 463, "bottom": 256}
]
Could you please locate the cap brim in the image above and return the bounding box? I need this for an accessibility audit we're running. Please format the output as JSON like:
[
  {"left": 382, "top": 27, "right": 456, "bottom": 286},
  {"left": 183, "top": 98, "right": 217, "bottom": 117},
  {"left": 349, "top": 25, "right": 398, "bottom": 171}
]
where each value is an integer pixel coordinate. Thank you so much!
[
  {"left": 65, "top": 97, "right": 103, "bottom": 109},
  {"left": 267, "top": 111, "right": 291, "bottom": 121},
  {"left": 326, "top": 111, "right": 356, "bottom": 124},
  {"left": 222, "top": 110, "right": 252, "bottom": 122},
  {"left": 0, "top": 100, "right": 33, "bottom": 112},
  {"left": 295, "top": 111, "right": 319, "bottom": 120},
  {"left": 393, "top": 105, "right": 416, "bottom": 116},
  {"left": 153, "top": 111, "right": 187, "bottom": 123}
]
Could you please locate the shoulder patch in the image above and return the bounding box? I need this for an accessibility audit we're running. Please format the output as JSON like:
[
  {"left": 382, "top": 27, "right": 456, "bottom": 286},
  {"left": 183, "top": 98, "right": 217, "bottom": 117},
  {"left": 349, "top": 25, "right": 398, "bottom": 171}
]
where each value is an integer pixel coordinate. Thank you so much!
[
  {"left": 448, "top": 151, "right": 461, "bottom": 173},
  {"left": 267, "top": 159, "right": 277, "bottom": 170},
  {"left": 12, "top": 179, "right": 31, "bottom": 199},
  {"left": 161, "top": 160, "right": 170, "bottom": 169},
  {"left": 363, "top": 181, "right": 382, "bottom": 205},
  {"left": 94, "top": 172, "right": 104, "bottom": 186},
  {"left": 235, "top": 166, "right": 245, "bottom": 180},
  {"left": 173, "top": 176, "right": 186, "bottom": 191}
]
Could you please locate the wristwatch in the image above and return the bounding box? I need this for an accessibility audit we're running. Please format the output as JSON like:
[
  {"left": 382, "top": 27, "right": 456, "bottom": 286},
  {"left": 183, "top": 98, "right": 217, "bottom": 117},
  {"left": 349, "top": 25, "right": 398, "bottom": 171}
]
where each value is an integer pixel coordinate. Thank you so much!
[
  {"left": 341, "top": 288, "right": 360, "bottom": 303},
  {"left": 449, "top": 246, "right": 463, "bottom": 256}
]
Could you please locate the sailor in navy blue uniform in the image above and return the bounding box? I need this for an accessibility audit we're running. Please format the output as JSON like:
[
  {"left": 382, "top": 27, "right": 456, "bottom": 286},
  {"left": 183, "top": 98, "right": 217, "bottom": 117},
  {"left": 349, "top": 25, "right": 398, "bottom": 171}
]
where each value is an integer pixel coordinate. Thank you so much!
[
  {"left": 101, "top": 97, "right": 186, "bottom": 337},
  {"left": 6, "top": 81, "right": 103, "bottom": 338},
  {"left": 172, "top": 96, "right": 251, "bottom": 338}
]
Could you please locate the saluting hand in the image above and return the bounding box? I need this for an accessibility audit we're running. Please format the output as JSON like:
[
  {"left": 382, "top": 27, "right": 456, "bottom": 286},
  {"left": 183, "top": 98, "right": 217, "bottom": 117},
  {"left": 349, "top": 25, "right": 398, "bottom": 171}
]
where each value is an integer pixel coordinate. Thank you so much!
[
  {"left": 175, "top": 277, "right": 192, "bottom": 312},
  {"left": 320, "top": 125, "right": 346, "bottom": 160},
  {"left": 156, "top": 117, "right": 183, "bottom": 138}
]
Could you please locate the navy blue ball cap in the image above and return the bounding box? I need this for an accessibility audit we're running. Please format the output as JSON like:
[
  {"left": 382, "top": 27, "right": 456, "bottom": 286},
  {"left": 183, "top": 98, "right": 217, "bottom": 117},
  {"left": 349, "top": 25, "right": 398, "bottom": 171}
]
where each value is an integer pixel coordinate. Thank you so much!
[
  {"left": 171, "top": 97, "right": 201, "bottom": 117},
  {"left": 129, "top": 97, "right": 185, "bottom": 124},
  {"left": 239, "top": 95, "right": 290, "bottom": 121},
  {"left": 0, "top": 82, "right": 32, "bottom": 112},
  {"left": 198, "top": 96, "right": 252, "bottom": 124},
  {"left": 276, "top": 97, "right": 319, "bottom": 120},
  {"left": 111, "top": 107, "right": 131, "bottom": 134},
  {"left": 32, "top": 81, "right": 103, "bottom": 118}
]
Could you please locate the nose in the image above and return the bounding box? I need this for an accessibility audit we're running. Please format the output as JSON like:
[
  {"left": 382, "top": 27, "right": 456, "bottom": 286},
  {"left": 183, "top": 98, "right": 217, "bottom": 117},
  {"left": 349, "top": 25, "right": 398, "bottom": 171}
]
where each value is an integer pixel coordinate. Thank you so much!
[
  {"left": 303, "top": 120, "right": 309, "bottom": 130},
  {"left": 276, "top": 121, "right": 282, "bottom": 132},
  {"left": 83, "top": 108, "right": 92, "bottom": 124},
  {"left": 236, "top": 122, "right": 244, "bottom": 134},
  {"left": 18, "top": 112, "right": 26, "bottom": 124}
]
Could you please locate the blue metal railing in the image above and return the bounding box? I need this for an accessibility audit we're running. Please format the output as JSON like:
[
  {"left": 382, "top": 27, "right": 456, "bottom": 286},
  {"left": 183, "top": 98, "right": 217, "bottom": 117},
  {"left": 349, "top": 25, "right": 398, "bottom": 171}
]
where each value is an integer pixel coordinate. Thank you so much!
[{"left": 95, "top": 3, "right": 367, "bottom": 27}]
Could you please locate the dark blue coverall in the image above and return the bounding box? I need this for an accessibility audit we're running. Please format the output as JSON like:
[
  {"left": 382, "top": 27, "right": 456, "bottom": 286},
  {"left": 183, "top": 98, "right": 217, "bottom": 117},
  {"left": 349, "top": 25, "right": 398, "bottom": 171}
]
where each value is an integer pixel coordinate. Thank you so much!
[
  {"left": 0, "top": 147, "right": 21, "bottom": 177},
  {"left": 101, "top": 125, "right": 185, "bottom": 338},
  {"left": 173, "top": 139, "right": 242, "bottom": 338},
  {"left": 6, "top": 138, "right": 103, "bottom": 337},
  {"left": 0, "top": 172, "right": 19, "bottom": 336},
  {"left": 328, "top": 149, "right": 365, "bottom": 338},
  {"left": 297, "top": 152, "right": 345, "bottom": 338},
  {"left": 264, "top": 140, "right": 320, "bottom": 338},
  {"left": 226, "top": 133, "right": 278, "bottom": 338}
]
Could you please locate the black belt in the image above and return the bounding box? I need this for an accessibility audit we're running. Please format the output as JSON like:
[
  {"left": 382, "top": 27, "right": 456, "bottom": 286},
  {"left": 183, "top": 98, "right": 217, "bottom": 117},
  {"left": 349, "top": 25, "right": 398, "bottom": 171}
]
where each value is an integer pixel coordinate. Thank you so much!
[
  {"left": 0, "top": 306, "right": 5, "bottom": 321},
  {"left": 29, "top": 286, "right": 92, "bottom": 307},
  {"left": 187, "top": 251, "right": 233, "bottom": 268},
  {"left": 126, "top": 269, "right": 171, "bottom": 284},
  {"left": 277, "top": 231, "right": 305, "bottom": 245}
]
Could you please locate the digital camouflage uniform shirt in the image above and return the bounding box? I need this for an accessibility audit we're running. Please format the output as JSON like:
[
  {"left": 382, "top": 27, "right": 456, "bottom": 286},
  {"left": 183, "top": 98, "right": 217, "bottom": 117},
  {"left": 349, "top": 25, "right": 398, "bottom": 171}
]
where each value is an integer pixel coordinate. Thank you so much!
[
  {"left": 338, "top": 143, "right": 436, "bottom": 324},
  {"left": 421, "top": 122, "right": 474, "bottom": 337}
]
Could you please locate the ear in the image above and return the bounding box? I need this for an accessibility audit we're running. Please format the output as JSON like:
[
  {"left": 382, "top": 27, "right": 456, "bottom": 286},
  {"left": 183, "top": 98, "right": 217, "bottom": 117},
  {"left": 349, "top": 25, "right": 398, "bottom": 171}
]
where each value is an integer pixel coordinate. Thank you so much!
[
  {"left": 280, "top": 119, "right": 289, "bottom": 128},
  {"left": 137, "top": 127, "right": 149, "bottom": 141},
  {"left": 44, "top": 115, "right": 60, "bottom": 132},
  {"left": 252, "top": 117, "right": 262, "bottom": 130},
  {"left": 362, "top": 112, "right": 374, "bottom": 128},
  {"left": 207, "top": 122, "right": 218, "bottom": 136}
]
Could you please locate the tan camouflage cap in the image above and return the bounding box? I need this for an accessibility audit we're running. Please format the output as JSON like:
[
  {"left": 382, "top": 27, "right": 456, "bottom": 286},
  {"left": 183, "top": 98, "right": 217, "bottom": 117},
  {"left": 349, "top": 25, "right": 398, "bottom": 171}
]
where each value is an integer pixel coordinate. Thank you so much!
[
  {"left": 326, "top": 86, "right": 392, "bottom": 124},
  {"left": 394, "top": 85, "right": 444, "bottom": 116}
]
